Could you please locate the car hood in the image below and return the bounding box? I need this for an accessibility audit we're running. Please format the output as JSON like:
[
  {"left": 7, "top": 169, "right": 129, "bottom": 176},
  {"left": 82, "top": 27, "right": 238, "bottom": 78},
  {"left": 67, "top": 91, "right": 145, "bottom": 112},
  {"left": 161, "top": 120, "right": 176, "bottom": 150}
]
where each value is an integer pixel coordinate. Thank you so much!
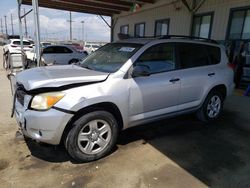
[{"left": 16, "top": 65, "right": 109, "bottom": 91}]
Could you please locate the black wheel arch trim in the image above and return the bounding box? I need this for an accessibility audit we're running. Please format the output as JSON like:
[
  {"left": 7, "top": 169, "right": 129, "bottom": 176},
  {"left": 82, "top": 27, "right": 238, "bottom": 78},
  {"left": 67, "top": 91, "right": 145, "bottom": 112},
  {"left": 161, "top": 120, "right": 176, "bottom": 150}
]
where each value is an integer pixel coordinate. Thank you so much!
[
  {"left": 60, "top": 102, "right": 124, "bottom": 145},
  {"left": 52, "top": 106, "right": 76, "bottom": 115}
]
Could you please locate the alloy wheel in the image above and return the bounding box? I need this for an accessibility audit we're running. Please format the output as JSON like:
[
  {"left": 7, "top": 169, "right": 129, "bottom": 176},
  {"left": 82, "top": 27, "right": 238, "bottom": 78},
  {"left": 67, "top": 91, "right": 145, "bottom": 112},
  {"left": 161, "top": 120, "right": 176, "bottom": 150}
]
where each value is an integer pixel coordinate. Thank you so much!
[
  {"left": 207, "top": 95, "right": 221, "bottom": 118},
  {"left": 77, "top": 119, "right": 112, "bottom": 155}
]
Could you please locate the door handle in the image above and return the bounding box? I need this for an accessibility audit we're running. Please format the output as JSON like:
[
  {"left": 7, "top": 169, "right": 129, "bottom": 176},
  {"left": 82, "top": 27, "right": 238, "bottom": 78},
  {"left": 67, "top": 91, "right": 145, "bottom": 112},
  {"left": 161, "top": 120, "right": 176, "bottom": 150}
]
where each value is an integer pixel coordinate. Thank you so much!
[
  {"left": 208, "top": 73, "right": 215, "bottom": 76},
  {"left": 169, "top": 78, "right": 180, "bottom": 83}
]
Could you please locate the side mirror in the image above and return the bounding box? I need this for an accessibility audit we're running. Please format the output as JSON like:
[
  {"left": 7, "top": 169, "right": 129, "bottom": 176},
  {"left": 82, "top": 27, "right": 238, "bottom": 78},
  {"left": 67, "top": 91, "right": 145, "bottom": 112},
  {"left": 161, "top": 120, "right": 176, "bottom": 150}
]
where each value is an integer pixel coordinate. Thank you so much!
[{"left": 131, "top": 65, "right": 150, "bottom": 78}]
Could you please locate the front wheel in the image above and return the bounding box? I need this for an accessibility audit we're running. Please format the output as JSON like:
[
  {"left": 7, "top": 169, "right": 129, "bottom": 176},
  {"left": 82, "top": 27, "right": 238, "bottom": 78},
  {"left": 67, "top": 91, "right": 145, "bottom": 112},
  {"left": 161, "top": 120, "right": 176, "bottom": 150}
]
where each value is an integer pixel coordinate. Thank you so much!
[
  {"left": 197, "top": 91, "right": 224, "bottom": 122},
  {"left": 65, "top": 111, "right": 118, "bottom": 162}
]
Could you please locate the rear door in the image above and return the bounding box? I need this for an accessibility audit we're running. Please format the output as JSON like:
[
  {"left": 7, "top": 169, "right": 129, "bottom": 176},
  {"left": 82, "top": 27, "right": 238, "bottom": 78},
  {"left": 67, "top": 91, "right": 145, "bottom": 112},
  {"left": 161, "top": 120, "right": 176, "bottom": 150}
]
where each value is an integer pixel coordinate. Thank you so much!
[
  {"left": 176, "top": 42, "right": 216, "bottom": 110},
  {"left": 53, "top": 46, "right": 73, "bottom": 65},
  {"left": 42, "top": 46, "right": 56, "bottom": 64}
]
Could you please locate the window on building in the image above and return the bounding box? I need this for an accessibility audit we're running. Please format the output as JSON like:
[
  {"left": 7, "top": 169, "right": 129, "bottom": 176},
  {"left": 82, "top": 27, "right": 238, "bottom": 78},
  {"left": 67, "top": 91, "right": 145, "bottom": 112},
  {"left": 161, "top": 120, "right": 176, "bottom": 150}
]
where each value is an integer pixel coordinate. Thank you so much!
[
  {"left": 120, "top": 25, "right": 129, "bottom": 35},
  {"left": 191, "top": 13, "right": 213, "bottom": 38},
  {"left": 155, "top": 19, "right": 170, "bottom": 36},
  {"left": 134, "top": 23, "right": 145, "bottom": 37},
  {"left": 227, "top": 7, "right": 250, "bottom": 40},
  {"left": 135, "top": 43, "right": 176, "bottom": 74}
]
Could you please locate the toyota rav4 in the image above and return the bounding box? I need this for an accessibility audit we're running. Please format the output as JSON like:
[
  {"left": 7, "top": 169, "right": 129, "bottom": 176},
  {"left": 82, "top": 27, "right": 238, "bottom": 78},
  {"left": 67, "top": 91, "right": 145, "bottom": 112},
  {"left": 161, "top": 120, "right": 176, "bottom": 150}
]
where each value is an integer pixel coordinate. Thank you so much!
[{"left": 13, "top": 36, "right": 235, "bottom": 162}]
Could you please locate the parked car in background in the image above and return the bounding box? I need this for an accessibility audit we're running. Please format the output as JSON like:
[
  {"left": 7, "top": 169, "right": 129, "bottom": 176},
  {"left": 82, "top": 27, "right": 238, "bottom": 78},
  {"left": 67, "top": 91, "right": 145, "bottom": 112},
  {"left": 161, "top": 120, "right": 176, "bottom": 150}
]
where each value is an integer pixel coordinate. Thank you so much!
[
  {"left": 27, "top": 39, "right": 35, "bottom": 47},
  {"left": 14, "top": 36, "right": 234, "bottom": 162},
  {"left": 42, "top": 45, "right": 87, "bottom": 65},
  {"left": 41, "top": 42, "right": 52, "bottom": 48},
  {"left": 3, "top": 39, "right": 33, "bottom": 54},
  {"left": 66, "top": 43, "right": 88, "bottom": 56},
  {"left": 84, "top": 44, "right": 100, "bottom": 54}
]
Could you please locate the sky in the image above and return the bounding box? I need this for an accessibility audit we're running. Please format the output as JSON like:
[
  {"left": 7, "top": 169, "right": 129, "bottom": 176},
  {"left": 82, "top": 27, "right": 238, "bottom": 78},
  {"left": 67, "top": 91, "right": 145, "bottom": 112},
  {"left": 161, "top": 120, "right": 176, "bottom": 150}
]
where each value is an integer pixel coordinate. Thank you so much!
[{"left": 0, "top": 0, "right": 111, "bottom": 42}]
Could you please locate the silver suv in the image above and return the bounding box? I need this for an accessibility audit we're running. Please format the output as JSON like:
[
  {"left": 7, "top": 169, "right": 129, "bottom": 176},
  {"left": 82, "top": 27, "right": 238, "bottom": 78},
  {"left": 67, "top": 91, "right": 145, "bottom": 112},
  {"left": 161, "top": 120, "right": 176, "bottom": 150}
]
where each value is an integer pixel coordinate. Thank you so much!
[{"left": 14, "top": 36, "right": 235, "bottom": 162}]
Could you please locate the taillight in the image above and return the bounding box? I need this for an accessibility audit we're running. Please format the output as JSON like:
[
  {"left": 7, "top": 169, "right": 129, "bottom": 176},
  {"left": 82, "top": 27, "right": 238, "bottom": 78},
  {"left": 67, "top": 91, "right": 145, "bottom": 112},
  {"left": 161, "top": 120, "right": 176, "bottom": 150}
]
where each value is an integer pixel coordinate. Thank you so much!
[
  {"left": 11, "top": 45, "right": 18, "bottom": 48},
  {"left": 228, "top": 63, "right": 235, "bottom": 70}
]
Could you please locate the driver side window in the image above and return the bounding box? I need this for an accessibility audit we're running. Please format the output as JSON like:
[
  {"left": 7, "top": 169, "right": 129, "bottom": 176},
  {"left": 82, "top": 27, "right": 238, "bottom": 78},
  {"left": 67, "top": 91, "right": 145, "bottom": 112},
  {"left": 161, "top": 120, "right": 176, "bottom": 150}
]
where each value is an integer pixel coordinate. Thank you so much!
[{"left": 135, "top": 43, "right": 176, "bottom": 74}]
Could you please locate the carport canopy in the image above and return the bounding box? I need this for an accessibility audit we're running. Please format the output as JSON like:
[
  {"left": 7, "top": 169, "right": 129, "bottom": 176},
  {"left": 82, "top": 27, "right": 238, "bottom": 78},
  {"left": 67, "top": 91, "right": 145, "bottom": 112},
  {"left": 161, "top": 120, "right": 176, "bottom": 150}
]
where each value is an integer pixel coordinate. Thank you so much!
[
  {"left": 18, "top": 0, "right": 156, "bottom": 66},
  {"left": 18, "top": 0, "right": 204, "bottom": 66},
  {"left": 21, "top": 0, "right": 156, "bottom": 16}
]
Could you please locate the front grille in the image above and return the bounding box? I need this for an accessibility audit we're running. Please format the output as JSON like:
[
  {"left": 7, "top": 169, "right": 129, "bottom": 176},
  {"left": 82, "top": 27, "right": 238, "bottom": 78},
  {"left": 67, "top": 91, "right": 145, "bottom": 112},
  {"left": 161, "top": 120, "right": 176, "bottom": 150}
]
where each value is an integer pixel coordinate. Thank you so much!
[{"left": 16, "top": 89, "right": 26, "bottom": 106}]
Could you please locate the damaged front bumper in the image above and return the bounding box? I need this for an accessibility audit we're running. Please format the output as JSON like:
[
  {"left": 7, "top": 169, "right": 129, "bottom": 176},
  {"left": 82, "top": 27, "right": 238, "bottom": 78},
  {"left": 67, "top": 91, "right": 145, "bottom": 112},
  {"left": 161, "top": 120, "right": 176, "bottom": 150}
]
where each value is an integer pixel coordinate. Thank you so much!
[{"left": 14, "top": 99, "right": 73, "bottom": 145}]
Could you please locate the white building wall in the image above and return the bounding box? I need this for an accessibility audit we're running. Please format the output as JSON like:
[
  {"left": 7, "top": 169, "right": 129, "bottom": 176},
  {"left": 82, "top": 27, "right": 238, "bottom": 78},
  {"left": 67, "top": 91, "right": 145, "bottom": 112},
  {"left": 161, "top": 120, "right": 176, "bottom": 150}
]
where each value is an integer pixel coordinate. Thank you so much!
[
  {"left": 113, "top": 0, "right": 250, "bottom": 41},
  {"left": 196, "top": 0, "right": 250, "bottom": 40}
]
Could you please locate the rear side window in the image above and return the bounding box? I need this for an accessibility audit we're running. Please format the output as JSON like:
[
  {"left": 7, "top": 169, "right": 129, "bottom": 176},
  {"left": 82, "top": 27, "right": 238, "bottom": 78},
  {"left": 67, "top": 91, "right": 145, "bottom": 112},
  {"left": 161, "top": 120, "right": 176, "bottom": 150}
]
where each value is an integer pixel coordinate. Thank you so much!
[
  {"left": 178, "top": 43, "right": 210, "bottom": 69},
  {"left": 43, "top": 47, "right": 55, "bottom": 54},
  {"left": 54, "top": 46, "right": 73, "bottom": 53},
  {"left": 206, "top": 45, "right": 221, "bottom": 64}
]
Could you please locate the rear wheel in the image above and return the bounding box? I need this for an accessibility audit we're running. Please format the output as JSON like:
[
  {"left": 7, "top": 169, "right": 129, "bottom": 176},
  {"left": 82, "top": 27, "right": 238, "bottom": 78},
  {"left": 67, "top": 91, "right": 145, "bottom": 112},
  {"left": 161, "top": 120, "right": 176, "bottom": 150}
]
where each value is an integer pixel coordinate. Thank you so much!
[
  {"left": 68, "top": 59, "right": 79, "bottom": 64},
  {"left": 65, "top": 111, "right": 118, "bottom": 162},
  {"left": 197, "top": 91, "right": 224, "bottom": 122}
]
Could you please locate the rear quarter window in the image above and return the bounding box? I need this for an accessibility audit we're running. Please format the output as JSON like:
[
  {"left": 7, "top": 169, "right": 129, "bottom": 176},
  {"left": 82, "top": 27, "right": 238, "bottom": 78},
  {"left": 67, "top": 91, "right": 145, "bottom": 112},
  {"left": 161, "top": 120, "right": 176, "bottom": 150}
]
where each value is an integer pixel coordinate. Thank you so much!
[
  {"left": 178, "top": 43, "right": 210, "bottom": 69},
  {"left": 206, "top": 45, "right": 221, "bottom": 65}
]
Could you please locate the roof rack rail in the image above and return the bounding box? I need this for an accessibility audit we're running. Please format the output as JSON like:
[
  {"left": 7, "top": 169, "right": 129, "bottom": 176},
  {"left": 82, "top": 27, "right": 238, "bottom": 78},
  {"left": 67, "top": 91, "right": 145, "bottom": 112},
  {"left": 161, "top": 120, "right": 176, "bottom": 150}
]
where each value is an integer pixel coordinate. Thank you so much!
[{"left": 160, "top": 35, "right": 218, "bottom": 44}]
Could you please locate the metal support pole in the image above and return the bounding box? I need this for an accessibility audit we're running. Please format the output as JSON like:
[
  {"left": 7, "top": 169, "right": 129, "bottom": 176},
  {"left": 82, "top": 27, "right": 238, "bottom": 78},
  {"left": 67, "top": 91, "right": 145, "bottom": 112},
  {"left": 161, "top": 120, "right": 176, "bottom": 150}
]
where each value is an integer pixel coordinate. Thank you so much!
[
  {"left": 111, "top": 17, "right": 114, "bottom": 42},
  {"left": 11, "top": 14, "right": 14, "bottom": 35},
  {"left": 0, "top": 18, "right": 3, "bottom": 34},
  {"left": 81, "top": 21, "right": 84, "bottom": 41},
  {"left": 32, "top": 0, "right": 41, "bottom": 67},
  {"left": 23, "top": 9, "right": 28, "bottom": 37},
  {"left": 67, "top": 12, "right": 75, "bottom": 41},
  {"left": 70, "top": 12, "right": 72, "bottom": 41},
  {"left": 17, "top": 1, "right": 24, "bottom": 66},
  {"left": 4, "top": 15, "right": 8, "bottom": 35}
]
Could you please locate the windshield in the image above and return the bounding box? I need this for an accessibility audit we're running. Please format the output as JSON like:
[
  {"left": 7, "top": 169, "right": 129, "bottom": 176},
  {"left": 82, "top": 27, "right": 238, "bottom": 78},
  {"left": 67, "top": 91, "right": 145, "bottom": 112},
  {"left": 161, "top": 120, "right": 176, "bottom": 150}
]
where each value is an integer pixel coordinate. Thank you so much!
[{"left": 79, "top": 43, "right": 142, "bottom": 73}]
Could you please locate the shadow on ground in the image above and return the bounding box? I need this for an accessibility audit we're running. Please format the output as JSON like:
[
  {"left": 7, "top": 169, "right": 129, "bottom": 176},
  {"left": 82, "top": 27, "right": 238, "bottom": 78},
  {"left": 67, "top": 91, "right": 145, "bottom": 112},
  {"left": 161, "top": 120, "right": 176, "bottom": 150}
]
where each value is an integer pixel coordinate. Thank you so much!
[
  {"left": 120, "top": 110, "right": 250, "bottom": 186},
  {"left": 25, "top": 95, "right": 250, "bottom": 187},
  {"left": 25, "top": 138, "right": 71, "bottom": 163}
]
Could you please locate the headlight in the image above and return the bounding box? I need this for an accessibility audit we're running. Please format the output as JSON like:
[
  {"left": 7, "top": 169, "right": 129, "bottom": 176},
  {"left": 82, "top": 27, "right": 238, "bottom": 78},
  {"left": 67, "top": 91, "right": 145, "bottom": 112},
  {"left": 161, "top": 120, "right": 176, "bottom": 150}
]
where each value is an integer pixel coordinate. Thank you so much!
[{"left": 31, "top": 92, "right": 65, "bottom": 110}]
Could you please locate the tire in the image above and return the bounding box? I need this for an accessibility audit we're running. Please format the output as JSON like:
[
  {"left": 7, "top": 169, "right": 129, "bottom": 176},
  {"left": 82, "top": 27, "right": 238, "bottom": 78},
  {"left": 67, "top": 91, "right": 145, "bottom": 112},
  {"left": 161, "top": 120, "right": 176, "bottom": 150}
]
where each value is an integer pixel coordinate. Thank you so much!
[
  {"left": 68, "top": 59, "right": 79, "bottom": 64},
  {"left": 65, "top": 111, "right": 118, "bottom": 162},
  {"left": 196, "top": 91, "right": 224, "bottom": 122},
  {"left": 83, "top": 51, "right": 88, "bottom": 56}
]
